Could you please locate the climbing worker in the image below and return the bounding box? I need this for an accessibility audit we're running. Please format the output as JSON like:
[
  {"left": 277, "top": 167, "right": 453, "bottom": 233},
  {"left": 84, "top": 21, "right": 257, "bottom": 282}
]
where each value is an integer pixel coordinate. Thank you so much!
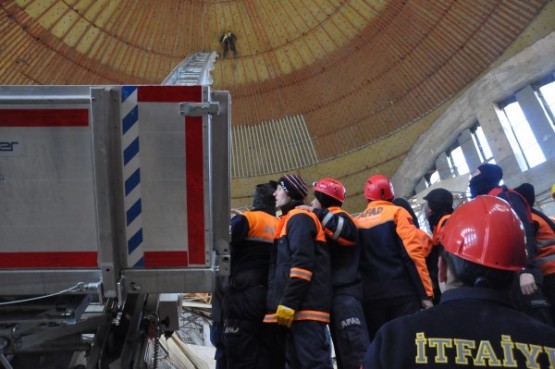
[{"left": 220, "top": 31, "right": 237, "bottom": 58}]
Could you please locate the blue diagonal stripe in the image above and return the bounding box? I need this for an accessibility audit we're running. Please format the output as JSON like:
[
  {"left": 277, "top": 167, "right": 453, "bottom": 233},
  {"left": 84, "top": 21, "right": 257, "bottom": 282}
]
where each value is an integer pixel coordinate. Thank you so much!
[
  {"left": 124, "top": 137, "right": 140, "bottom": 165},
  {"left": 125, "top": 168, "right": 141, "bottom": 196},
  {"left": 122, "top": 105, "right": 138, "bottom": 135},
  {"left": 126, "top": 199, "right": 142, "bottom": 225},
  {"left": 133, "top": 257, "right": 144, "bottom": 267},
  {"left": 127, "top": 228, "right": 143, "bottom": 254},
  {"left": 121, "top": 86, "right": 137, "bottom": 103}
]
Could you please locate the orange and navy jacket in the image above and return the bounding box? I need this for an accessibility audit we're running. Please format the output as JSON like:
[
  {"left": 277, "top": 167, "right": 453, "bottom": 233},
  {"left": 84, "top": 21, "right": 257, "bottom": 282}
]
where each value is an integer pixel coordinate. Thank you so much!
[
  {"left": 532, "top": 210, "right": 555, "bottom": 276},
  {"left": 264, "top": 208, "right": 332, "bottom": 324},
  {"left": 313, "top": 206, "right": 362, "bottom": 296},
  {"left": 431, "top": 214, "right": 450, "bottom": 247},
  {"left": 356, "top": 200, "right": 433, "bottom": 301},
  {"left": 230, "top": 209, "right": 278, "bottom": 287}
]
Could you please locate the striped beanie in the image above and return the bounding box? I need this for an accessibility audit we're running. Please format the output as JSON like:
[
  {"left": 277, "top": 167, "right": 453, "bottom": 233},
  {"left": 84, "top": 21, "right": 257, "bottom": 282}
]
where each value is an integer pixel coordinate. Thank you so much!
[{"left": 278, "top": 174, "right": 308, "bottom": 201}]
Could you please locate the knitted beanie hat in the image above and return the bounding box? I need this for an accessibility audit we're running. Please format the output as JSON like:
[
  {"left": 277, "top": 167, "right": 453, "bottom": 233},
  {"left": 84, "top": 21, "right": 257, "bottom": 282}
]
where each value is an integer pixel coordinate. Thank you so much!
[{"left": 278, "top": 174, "right": 308, "bottom": 201}]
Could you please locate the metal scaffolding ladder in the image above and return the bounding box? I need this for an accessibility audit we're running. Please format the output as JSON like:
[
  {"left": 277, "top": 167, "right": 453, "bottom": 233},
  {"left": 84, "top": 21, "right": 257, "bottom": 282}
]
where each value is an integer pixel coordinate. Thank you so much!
[{"left": 162, "top": 51, "right": 218, "bottom": 86}]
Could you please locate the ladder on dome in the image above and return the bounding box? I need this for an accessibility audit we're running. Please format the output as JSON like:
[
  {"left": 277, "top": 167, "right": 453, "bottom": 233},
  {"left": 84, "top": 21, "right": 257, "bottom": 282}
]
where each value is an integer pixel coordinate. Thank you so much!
[{"left": 162, "top": 51, "right": 218, "bottom": 86}]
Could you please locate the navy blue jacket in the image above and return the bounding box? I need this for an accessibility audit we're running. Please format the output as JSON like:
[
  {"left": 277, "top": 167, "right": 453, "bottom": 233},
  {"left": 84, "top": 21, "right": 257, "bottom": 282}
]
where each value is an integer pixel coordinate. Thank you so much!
[
  {"left": 264, "top": 209, "right": 332, "bottom": 324},
  {"left": 313, "top": 206, "right": 362, "bottom": 297},
  {"left": 363, "top": 287, "right": 555, "bottom": 368}
]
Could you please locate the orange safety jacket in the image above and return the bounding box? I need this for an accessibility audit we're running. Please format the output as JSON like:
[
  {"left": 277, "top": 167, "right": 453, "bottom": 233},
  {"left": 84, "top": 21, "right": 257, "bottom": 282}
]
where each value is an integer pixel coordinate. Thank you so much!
[
  {"left": 356, "top": 201, "right": 433, "bottom": 301},
  {"left": 533, "top": 212, "right": 555, "bottom": 276},
  {"left": 264, "top": 208, "right": 332, "bottom": 324},
  {"left": 229, "top": 210, "right": 278, "bottom": 286},
  {"left": 431, "top": 214, "right": 450, "bottom": 247}
]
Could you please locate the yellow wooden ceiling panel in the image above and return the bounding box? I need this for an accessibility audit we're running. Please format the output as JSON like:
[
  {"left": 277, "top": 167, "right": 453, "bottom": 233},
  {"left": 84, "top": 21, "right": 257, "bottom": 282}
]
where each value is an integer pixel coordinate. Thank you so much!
[
  {"left": 343, "top": 0, "right": 372, "bottom": 29},
  {"left": 62, "top": 17, "right": 88, "bottom": 47},
  {"left": 320, "top": 18, "right": 346, "bottom": 47},
  {"left": 253, "top": 54, "right": 270, "bottom": 82},
  {"left": 75, "top": 25, "right": 99, "bottom": 54},
  {"left": 51, "top": 6, "right": 77, "bottom": 38},
  {"left": 14, "top": 0, "right": 33, "bottom": 7},
  {"left": 94, "top": 0, "right": 118, "bottom": 28},
  {"left": 274, "top": 48, "right": 292, "bottom": 75},
  {"left": 302, "top": 32, "right": 327, "bottom": 61},
  {"left": 20, "top": 0, "right": 54, "bottom": 18}
]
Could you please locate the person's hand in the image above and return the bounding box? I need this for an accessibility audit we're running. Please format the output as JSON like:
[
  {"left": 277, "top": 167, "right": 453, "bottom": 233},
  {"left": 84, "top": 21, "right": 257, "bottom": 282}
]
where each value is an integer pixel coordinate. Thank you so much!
[
  {"left": 296, "top": 205, "right": 313, "bottom": 211},
  {"left": 421, "top": 299, "right": 433, "bottom": 310},
  {"left": 520, "top": 272, "right": 538, "bottom": 295},
  {"left": 275, "top": 305, "right": 295, "bottom": 328},
  {"left": 230, "top": 209, "right": 243, "bottom": 216}
]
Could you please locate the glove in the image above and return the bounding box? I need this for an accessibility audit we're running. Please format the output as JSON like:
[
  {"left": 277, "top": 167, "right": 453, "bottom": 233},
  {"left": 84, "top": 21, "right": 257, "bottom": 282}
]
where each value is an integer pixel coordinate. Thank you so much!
[
  {"left": 519, "top": 272, "right": 538, "bottom": 295},
  {"left": 275, "top": 305, "right": 295, "bottom": 328},
  {"left": 421, "top": 299, "right": 433, "bottom": 310}
]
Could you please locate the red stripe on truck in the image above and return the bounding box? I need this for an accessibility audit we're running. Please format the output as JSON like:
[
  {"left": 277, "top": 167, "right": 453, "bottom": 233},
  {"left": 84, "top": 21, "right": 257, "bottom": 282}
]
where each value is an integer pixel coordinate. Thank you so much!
[
  {"left": 137, "top": 85, "right": 202, "bottom": 102},
  {"left": 185, "top": 115, "right": 206, "bottom": 265},
  {"left": 144, "top": 251, "right": 189, "bottom": 267},
  {"left": 0, "top": 252, "right": 98, "bottom": 268},
  {"left": 0, "top": 109, "right": 89, "bottom": 127}
]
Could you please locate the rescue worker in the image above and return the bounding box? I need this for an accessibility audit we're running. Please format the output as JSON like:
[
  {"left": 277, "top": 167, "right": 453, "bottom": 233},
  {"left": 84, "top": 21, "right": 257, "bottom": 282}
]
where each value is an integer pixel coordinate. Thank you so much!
[
  {"left": 223, "top": 181, "right": 278, "bottom": 368},
  {"left": 362, "top": 195, "right": 555, "bottom": 369},
  {"left": 264, "top": 173, "right": 333, "bottom": 369},
  {"left": 356, "top": 174, "right": 433, "bottom": 340},
  {"left": 423, "top": 188, "right": 454, "bottom": 303},
  {"left": 220, "top": 31, "right": 237, "bottom": 58},
  {"left": 297, "top": 178, "right": 369, "bottom": 369},
  {"left": 514, "top": 182, "right": 555, "bottom": 323},
  {"left": 469, "top": 163, "right": 551, "bottom": 324},
  {"left": 210, "top": 273, "right": 228, "bottom": 369}
]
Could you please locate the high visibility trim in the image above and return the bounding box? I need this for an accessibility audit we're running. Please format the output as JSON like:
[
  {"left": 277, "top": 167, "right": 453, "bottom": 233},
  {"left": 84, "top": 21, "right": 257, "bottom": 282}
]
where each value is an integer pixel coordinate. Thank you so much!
[
  {"left": 290, "top": 267, "right": 312, "bottom": 281},
  {"left": 295, "top": 310, "right": 330, "bottom": 323},
  {"left": 537, "top": 239, "right": 555, "bottom": 248},
  {"left": 263, "top": 314, "right": 277, "bottom": 323},
  {"left": 537, "top": 254, "right": 555, "bottom": 265},
  {"left": 322, "top": 212, "right": 334, "bottom": 228},
  {"left": 264, "top": 311, "right": 330, "bottom": 323},
  {"left": 333, "top": 217, "right": 344, "bottom": 240}
]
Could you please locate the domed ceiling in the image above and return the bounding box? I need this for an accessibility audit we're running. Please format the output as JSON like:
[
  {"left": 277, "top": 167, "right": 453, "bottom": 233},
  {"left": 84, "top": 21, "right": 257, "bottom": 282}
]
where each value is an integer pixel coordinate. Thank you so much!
[{"left": 0, "top": 0, "right": 551, "bottom": 208}]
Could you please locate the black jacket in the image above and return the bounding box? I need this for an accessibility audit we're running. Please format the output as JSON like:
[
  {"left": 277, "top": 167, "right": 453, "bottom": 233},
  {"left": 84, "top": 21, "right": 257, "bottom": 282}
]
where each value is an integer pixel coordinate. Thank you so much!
[{"left": 363, "top": 287, "right": 555, "bottom": 368}]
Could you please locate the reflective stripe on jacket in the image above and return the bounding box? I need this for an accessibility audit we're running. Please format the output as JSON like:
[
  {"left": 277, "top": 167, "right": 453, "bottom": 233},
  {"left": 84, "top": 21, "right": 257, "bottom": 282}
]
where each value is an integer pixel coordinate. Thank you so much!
[
  {"left": 265, "top": 208, "right": 332, "bottom": 323},
  {"left": 533, "top": 212, "right": 555, "bottom": 276},
  {"left": 313, "top": 206, "right": 362, "bottom": 293}
]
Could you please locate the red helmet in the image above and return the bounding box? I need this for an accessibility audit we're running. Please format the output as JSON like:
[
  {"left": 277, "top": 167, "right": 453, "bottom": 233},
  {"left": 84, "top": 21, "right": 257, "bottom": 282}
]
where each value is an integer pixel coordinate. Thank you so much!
[
  {"left": 313, "top": 178, "right": 346, "bottom": 203},
  {"left": 364, "top": 175, "right": 394, "bottom": 201},
  {"left": 439, "top": 195, "right": 527, "bottom": 271}
]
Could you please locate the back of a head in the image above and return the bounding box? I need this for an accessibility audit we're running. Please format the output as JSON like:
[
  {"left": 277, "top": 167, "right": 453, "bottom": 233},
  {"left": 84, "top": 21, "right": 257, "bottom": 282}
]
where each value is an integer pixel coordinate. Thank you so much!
[
  {"left": 252, "top": 181, "right": 278, "bottom": 212},
  {"left": 513, "top": 182, "right": 536, "bottom": 208},
  {"left": 439, "top": 195, "right": 527, "bottom": 288},
  {"left": 469, "top": 163, "right": 503, "bottom": 198},
  {"left": 364, "top": 174, "right": 394, "bottom": 201},
  {"left": 423, "top": 188, "right": 454, "bottom": 213}
]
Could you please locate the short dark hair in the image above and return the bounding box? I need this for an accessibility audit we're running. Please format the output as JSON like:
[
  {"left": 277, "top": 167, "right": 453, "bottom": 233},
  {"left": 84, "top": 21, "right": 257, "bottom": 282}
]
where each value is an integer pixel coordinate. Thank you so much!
[{"left": 440, "top": 247, "right": 514, "bottom": 289}]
